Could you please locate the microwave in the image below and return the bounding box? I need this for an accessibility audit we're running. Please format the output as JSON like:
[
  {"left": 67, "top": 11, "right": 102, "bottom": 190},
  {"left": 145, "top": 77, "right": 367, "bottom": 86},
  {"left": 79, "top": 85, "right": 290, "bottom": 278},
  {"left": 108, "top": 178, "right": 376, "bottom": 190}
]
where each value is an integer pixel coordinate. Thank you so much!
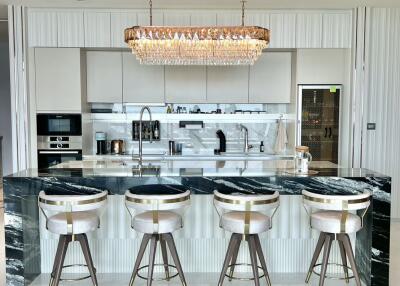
[{"left": 37, "top": 114, "right": 82, "bottom": 136}]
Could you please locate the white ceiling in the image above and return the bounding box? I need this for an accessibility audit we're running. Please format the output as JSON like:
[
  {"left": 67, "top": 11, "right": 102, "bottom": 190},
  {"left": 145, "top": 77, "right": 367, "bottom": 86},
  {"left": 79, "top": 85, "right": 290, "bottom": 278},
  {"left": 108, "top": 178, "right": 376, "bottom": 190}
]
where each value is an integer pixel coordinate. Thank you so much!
[{"left": 1, "top": 0, "right": 400, "bottom": 9}]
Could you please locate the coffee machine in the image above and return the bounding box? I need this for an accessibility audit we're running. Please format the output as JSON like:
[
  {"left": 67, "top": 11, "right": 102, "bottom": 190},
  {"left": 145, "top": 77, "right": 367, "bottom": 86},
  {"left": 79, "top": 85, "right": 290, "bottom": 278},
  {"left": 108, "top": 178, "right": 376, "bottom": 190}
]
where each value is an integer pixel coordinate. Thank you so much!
[{"left": 96, "top": 132, "right": 107, "bottom": 155}]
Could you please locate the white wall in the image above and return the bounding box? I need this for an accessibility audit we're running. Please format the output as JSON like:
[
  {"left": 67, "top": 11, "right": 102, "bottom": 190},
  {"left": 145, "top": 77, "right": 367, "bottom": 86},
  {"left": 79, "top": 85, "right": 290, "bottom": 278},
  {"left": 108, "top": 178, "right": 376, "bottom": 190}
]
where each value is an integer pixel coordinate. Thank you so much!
[
  {"left": 296, "top": 49, "right": 352, "bottom": 167},
  {"left": 0, "top": 22, "right": 12, "bottom": 176}
]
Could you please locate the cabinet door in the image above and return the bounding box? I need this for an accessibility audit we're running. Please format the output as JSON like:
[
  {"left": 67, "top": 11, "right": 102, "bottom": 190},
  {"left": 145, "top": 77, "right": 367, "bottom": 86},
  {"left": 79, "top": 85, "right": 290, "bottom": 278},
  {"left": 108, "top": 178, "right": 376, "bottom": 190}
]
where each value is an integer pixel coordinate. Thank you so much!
[
  {"left": 111, "top": 11, "right": 137, "bottom": 48},
  {"left": 322, "top": 12, "right": 352, "bottom": 48},
  {"left": 249, "top": 52, "right": 292, "bottom": 103},
  {"left": 164, "top": 11, "right": 191, "bottom": 25},
  {"left": 35, "top": 48, "right": 81, "bottom": 112},
  {"left": 57, "top": 10, "right": 84, "bottom": 47},
  {"left": 207, "top": 66, "right": 249, "bottom": 103},
  {"left": 84, "top": 11, "right": 111, "bottom": 47},
  {"left": 190, "top": 12, "right": 217, "bottom": 25},
  {"left": 86, "top": 51, "right": 122, "bottom": 103},
  {"left": 165, "top": 66, "right": 206, "bottom": 103},
  {"left": 122, "top": 52, "right": 164, "bottom": 103},
  {"left": 27, "top": 9, "right": 58, "bottom": 47},
  {"left": 269, "top": 13, "right": 296, "bottom": 48},
  {"left": 296, "top": 12, "right": 323, "bottom": 48}
]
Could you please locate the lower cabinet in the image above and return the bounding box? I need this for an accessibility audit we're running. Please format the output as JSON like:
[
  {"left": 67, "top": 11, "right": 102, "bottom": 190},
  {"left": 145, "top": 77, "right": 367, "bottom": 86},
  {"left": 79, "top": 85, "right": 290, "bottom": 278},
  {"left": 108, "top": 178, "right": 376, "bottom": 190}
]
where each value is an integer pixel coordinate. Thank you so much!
[
  {"left": 35, "top": 48, "right": 82, "bottom": 112},
  {"left": 122, "top": 52, "right": 165, "bottom": 104}
]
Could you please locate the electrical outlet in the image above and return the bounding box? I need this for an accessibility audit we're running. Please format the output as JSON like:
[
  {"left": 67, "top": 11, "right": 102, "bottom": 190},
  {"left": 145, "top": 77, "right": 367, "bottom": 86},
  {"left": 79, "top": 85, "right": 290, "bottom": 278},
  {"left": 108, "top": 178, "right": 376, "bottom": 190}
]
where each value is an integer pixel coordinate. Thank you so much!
[{"left": 367, "top": 123, "right": 376, "bottom": 130}]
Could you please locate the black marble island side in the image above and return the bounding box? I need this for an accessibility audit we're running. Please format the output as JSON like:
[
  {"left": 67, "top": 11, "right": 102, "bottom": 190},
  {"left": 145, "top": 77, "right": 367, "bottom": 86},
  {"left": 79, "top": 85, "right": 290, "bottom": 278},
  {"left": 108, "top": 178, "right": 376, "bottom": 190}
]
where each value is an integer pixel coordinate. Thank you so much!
[{"left": 3, "top": 166, "right": 391, "bottom": 286}]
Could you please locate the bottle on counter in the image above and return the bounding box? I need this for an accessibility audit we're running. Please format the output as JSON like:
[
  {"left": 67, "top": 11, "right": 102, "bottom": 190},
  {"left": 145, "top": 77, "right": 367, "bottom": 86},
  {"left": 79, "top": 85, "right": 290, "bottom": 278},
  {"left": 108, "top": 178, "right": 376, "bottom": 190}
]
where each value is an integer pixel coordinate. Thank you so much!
[
  {"left": 153, "top": 121, "right": 160, "bottom": 140},
  {"left": 260, "top": 141, "right": 265, "bottom": 152},
  {"left": 167, "top": 105, "right": 172, "bottom": 114}
]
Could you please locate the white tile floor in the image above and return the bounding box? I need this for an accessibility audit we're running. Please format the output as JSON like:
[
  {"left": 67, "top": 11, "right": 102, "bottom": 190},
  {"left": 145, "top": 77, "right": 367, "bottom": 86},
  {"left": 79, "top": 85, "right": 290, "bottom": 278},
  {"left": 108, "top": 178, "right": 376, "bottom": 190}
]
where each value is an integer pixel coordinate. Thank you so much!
[{"left": 0, "top": 199, "right": 397, "bottom": 285}]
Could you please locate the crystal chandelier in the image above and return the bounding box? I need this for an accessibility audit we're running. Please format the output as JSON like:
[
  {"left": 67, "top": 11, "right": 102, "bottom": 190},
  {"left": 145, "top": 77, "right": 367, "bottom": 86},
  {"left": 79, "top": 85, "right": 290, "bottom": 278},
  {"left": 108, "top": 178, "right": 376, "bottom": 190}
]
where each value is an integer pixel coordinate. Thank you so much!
[{"left": 124, "top": 1, "right": 270, "bottom": 65}]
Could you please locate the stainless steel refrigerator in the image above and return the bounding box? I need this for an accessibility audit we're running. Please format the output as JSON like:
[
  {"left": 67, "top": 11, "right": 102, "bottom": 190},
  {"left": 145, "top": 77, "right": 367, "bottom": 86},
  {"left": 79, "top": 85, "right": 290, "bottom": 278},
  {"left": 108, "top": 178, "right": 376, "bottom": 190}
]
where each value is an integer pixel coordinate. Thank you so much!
[{"left": 296, "top": 85, "right": 341, "bottom": 164}]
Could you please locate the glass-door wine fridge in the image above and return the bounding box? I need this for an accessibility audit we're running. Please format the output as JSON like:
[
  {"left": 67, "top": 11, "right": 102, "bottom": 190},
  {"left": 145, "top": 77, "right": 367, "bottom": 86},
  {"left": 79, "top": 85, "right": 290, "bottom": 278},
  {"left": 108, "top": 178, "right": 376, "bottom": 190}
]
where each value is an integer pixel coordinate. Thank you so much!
[{"left": 297, "top": 85, "right": 341, "bottom": 164}]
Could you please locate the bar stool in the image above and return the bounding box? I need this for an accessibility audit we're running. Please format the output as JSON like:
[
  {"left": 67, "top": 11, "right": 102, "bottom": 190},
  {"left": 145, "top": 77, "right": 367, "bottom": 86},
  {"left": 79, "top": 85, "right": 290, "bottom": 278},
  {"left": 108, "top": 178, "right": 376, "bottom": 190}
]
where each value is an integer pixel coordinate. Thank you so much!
[
  {"left": 302, "top": 189, "right": 371, "bottom": 286},
  {"left": 38, "top": 190, "right": 108, "bottom": 286},
  {"left": 213, "top": 190, "right": 280, "bottom": 286},
  {"left": 125, "top": 184, "right": 191, "bottom": 286}
]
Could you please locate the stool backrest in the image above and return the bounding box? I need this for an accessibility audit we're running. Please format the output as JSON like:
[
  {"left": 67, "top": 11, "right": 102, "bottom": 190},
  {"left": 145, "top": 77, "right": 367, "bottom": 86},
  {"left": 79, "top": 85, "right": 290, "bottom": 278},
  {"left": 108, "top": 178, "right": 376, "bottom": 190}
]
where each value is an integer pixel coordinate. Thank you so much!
[
  {"left": 38, "top": 190, "right": 108, "bottom": 213},
  {"left": 302, "top": 190, "right": 371, "bottom": 211},
  {"left": 213, "top": 190, "right": 280, "bottom": 213},
  {"left": 125, "top": 190, "right": 191, "bottom": 212}
]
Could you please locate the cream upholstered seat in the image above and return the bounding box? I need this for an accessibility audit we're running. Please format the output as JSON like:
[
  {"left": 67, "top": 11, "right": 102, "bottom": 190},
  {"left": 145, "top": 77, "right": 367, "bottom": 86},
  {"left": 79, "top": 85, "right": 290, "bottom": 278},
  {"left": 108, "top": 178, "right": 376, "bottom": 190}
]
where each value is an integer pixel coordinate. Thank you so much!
[
  {"left": 221, "top": 211, "right": 271, "bottom": 234},
  {"left": 38, "top": 190, "right": 108, "bottom": 286},
  {"left": 133, "top": 210, "right": 182, "bottom": 234},
  {"left": 302, "top": 189, "right": 371, "bottom": 286},
  {"left": 125, "top": 184, "right": 191, "bottom": 286},
  {"left": 47, "top": 211, "right": 100, "bottom": 235},
  {"left": 214, "top": 190, "right": 279, "bottom": 286},
  {"left": 311, "top": 211, "right": 361, "bottom": 234}
]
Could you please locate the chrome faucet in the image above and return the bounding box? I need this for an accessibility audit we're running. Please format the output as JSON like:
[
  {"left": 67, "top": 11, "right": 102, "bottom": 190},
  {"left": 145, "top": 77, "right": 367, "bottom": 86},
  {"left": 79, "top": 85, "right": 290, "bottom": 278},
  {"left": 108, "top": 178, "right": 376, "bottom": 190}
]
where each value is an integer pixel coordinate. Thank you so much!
[
  {"left": 240, "top": 124, "right": 253, "bottom": 153},
  {"left": 138, "top": 106, "right": 153, "bottom": 164}
]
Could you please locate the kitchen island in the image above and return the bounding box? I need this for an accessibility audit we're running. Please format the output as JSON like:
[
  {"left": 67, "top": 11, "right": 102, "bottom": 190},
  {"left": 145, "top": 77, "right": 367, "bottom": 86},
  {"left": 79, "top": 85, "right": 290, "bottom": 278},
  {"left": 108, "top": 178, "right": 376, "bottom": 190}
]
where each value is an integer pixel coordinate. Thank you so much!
[{"left": 3, "top": 160, "right": 390, "bottom": 286}]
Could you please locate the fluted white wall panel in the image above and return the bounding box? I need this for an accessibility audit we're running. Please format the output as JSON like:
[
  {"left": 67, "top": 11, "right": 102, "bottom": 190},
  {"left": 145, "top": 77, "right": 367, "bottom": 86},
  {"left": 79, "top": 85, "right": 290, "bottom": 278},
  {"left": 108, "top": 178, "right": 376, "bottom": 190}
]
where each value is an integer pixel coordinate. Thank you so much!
[
  {"left": 27, "top": 9, "right": 57, "bottom": 47},
  {"left": 322, "top": 12, "right": 352, "bottom": 48},
  {"left": 269, "top": 12, "right": 296, "bottom": 48},
  {"left": 57, "top": 10, "right": 84, "bottom": 47},
  {"left": 110, "top": 11, "right": 137, "bottom": 48},
  {"left": 40, "top": 195, "right": 351, "bottom": 274},
  {"left": 362, "top": 8, "right": 400, "bottom": 217},
  {"left": 296, "top": 12, "right": 322, "bottom": 48},
  {"left": 84, "top": 11, "right": 111, "bottom": 47}
]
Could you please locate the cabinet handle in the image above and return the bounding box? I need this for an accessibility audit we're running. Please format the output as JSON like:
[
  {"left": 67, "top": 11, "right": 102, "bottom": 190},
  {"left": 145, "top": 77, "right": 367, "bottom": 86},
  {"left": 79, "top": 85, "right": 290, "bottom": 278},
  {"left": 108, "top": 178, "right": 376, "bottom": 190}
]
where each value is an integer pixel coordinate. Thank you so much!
[
  {"left": 329, "top": 127, "right": 332, "bottom": 138},
  {"left": 324, "top": 128, "right": 328, "bottom": 138}
]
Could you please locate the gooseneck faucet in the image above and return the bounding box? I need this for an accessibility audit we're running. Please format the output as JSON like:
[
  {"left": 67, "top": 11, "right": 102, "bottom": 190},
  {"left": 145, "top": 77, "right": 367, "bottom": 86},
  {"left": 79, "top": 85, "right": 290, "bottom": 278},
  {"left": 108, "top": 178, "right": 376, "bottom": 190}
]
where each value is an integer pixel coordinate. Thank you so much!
[
  {"left": 240, "top": 124, "right": 253, "bottom": 153},
  {"left": 138, "top": 106, "right": 153, "bottom": 164}
]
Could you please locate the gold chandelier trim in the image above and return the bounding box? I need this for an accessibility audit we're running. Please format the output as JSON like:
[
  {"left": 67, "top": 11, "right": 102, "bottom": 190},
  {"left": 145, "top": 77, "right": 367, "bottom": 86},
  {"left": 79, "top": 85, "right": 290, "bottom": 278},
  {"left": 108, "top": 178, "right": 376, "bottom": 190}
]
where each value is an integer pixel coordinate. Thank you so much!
[{"left": 124, "top": 26, "right": 270, "bottom": 65}]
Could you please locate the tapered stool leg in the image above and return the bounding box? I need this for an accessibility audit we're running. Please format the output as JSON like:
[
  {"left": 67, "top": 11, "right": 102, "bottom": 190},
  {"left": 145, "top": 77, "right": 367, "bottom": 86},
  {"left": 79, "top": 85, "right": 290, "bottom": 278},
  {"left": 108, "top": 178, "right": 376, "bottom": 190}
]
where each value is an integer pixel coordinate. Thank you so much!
[
  {"left": 77, "top": 234, "right": 98, "bottom": 286},
  {"left": 341, "top": 234, "right": 361, "bottom": 286},
  {"left": 228, "top": 234, "right": 241, "bottom": 281},
  {"left": 338, "top": 239, "right": 350, "bottom": 283},
  {"left": 129, "top": 234, "right": 151, "bottom": 286},
  {"left": 319, "top": 234, "right": 333, "bottom": 286},
  {"left": 165, "top": 233, "right": 188, "bottom": 286},
  {"left": 52, "top": 235, "right": 71, "bottom": 286},
  {"left": 49, "top": 235, "right": 66, "bottom": 286},
  {"left": 306, "top": 232, "right": 326, "bottom": 283},
  {"left": 147, "top": 235, "right": 157, "bottom": 286},
  {"left": 218, "top": 234, "right": 239, "bottom": 286},
  {"left": 248, "top": 235, "right": 260, "bottom": 286},
  {"left": 254, "top": 235, "right": 272, "bottom": 286},
  {"left": 160, "top": 234, "right": 170, "bottom": 281}
]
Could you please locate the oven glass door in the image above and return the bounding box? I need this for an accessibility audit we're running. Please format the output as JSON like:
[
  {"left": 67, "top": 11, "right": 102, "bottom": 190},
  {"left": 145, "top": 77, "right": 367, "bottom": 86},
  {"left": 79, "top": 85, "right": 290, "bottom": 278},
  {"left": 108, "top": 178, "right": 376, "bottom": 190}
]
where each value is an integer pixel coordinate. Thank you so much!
[
  {"left": 38, "top": 150, "right": 82, "bottom": 169},
  {"left": 37, "top": 114, "right": 82, "bottom": 136}
]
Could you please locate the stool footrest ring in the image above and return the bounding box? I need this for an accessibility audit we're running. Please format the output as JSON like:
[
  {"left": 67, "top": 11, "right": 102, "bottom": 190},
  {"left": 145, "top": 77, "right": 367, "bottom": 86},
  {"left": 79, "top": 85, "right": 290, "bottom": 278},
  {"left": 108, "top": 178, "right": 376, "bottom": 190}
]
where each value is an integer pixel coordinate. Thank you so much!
[
  {"left": 51, "top": 264, "right": 95, "bottom": 282},
  {"left": 225, "top": 263, "right": 265, "bottom": 281},
  {"left": 312, "top": 263, "right": 355, "bottom": 281},
  {"left": 137, "top": 263, "right": 179, "bottom": 281}
]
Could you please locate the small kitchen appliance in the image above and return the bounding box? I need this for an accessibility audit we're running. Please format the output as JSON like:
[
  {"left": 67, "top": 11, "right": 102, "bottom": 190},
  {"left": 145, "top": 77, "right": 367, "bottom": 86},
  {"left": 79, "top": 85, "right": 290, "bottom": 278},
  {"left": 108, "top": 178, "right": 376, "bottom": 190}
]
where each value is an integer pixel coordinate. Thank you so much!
[
  {"left": 295, "top": 146, "right": 312, "bottom": 173},
  {"left": 95, "top": 132, "right": 107, "bottom": 155}
]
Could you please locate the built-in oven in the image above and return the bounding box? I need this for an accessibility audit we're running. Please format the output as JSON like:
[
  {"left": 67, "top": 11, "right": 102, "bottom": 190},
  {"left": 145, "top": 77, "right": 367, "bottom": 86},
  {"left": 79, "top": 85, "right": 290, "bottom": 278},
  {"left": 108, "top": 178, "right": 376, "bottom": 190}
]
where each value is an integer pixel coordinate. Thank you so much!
[{"left": 37, "top": 114, "right": 83, "bottom": 169}]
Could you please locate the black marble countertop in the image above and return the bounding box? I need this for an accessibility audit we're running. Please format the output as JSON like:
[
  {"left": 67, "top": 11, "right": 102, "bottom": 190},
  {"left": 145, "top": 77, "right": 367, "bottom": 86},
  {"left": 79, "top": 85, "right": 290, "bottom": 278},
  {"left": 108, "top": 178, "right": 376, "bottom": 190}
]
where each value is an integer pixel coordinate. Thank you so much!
[{"left": 6, "top": 166, "right": 388, "bottom": 178}]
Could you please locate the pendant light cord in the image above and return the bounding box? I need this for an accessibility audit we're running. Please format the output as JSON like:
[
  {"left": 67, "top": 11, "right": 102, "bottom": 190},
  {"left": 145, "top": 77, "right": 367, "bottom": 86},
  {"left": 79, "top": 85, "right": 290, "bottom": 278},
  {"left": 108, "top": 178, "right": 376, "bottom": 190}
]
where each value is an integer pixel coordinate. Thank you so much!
[
  {"left": 241, "top": 0, "right": 247, "bottom": 26},
  {"left": 149, "top": 0, "right": 153, "bottom": 26}
]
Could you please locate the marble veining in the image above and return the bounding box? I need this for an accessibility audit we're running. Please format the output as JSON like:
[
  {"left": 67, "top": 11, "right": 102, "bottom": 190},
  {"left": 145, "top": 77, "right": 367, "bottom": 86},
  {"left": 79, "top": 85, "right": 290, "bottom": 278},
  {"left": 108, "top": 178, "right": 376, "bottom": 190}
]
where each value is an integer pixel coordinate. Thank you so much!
[{"left": 3, "top": 168, "right": 390, "bottom": 286}]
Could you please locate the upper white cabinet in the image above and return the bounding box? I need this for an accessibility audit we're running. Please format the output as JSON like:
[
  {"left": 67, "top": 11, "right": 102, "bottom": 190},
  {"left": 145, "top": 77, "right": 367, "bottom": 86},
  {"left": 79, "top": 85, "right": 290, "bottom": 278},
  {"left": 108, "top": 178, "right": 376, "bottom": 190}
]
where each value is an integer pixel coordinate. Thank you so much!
[
  {"left": 249, "top": 52, "right": 292, "bottom": 103},
  {"left": 165, "top": 66, "right": 207, "bottom": 103},
  {"left": 86, "top": 51, "right": 122, "bottom": 103},
  {"left": 122, "top": 52, "right": 164, "bottom": 103},
  {"left": 216, "top": 11, "right": 242, "bottom": 26},
  {"left": 269, "top": 13, "right": 296, "bottom": 48},
  {"left": 190, "top": 12, "right": 217, "bottom": 25},
  {"left": 296, "top": 12, "right": 323, "bottom": 48},
  {"left": 35, "top": 48, "right": 82, "bottom": 112},
  {"left": 164, "top": 11, "right": 191, "bottom": 25},
  {"left": 28, "top": 9, "right": 58, "bottom": 47},
  {"left": 137, "top": 11, "right": 164, "bottom": 25},
  {"left": 110, "top": 11, "right": 137, "bottom": 48},
  {"left": 57, "top": 10, "right": 84, "bottom": 47},
  {"left": 84, "top": 11, "right": 111, "bottom": 47},
  {"left": 322, "top": 12, "right": 352, "bottom": 48},
  {"left": 207, "top": 66, "right": 249, "bottom": 103},
  {"left": 245, "top": 12, "right": 270, "bottom": 27}
]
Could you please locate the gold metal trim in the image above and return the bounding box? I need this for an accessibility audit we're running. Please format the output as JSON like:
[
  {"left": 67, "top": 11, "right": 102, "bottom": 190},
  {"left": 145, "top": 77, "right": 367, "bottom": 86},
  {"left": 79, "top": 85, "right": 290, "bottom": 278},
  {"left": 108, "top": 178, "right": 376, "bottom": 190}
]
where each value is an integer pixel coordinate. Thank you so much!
[
  {"left": 340, "top": 211, "right": 348, "bottom": 233},
  {"left": 312, "top": 263, "right": 355, "bottom": 281},
  {"left": 302, "top": 195, "right": 370, "bottom": 205},
  {"left": 244, "top": 202, "right": 251, "bottom": 234},
  {"left": 66, "top": 212, "right": 73, "bottom": 235},
  {"left": 126, "top": 195, "right": 190, "bottom": 205},
  {"left": 39, "top": 195, "right": 107, "bottom": 206},
  {"left": 225, "top": 263, "right": 265, "bottom": 281},
  {"left": 214, "top": 195, "right": 278, "bottom": 206}
]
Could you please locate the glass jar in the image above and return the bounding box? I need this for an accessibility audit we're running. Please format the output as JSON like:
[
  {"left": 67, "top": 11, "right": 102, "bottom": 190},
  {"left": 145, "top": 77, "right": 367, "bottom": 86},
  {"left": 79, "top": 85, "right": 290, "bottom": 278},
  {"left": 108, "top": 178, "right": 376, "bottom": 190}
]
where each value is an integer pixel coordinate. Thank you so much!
[{"left": 295, "top": 146, "right": 312, "bottom": 173}]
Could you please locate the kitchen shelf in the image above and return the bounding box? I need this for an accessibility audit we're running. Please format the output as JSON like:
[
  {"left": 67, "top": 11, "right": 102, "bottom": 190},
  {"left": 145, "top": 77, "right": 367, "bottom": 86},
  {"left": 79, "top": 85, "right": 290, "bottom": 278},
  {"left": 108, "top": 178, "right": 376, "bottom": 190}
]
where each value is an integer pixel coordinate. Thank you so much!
[{"left": 84, "top": 113, "right": 296, "bottom": 124}]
